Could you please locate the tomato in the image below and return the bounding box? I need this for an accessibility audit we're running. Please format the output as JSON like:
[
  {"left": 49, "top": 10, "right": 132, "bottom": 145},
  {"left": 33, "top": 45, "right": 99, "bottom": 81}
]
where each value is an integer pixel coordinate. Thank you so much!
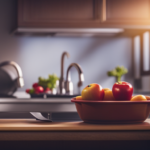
[
  {"left": 81, "top": 83, "right": 104, "bottom": 100},
  {"left": 112, "top": 81, "right": 133, "bottom": 101},
  {"left": 44, "top": 87, "right": 51, "bottom": 94},
  {"left": 32, "top": 83, "right": 39, "bottom": 89},
  {"left": 35, "top": 86, "right": 44, "bottom": 94},
  {"left": 26, "top": 89, "right": 30, "bottom": 93},
  {"left": 26, "top": 89, "right": 35, "bottom": 94}
]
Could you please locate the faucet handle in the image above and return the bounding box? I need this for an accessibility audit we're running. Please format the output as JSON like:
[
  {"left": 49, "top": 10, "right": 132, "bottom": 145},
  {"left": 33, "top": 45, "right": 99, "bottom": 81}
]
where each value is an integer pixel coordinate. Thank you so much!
[{"left": 58, "top": 79, "right": 66, "bottom": 94}]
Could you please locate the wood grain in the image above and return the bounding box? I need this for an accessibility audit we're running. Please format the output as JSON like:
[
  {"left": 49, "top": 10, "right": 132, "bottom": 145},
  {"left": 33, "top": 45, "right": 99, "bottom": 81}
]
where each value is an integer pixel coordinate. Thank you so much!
[
  {"left": 18, "top": 0, "right": 101, "bottom": 28},
  {"left": 0, "top": 119, "right": 149, "bottom": 142},
  {"left": 103, "top": 0, "right": 150, "bottom": 24},
  {"left": 0, "top": 131, "right": 150, "bottom": 141},
  {"left": 0, "top": 119, "right": 150, "bottom": 131},
  {"left": 17, "top": 0, "right": 150, "bottom": 29}
]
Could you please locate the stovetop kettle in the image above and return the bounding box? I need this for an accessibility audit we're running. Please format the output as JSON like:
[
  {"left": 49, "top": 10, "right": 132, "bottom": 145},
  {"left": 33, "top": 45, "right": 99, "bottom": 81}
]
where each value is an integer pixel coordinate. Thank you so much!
[{"left": 0, "top": 61, "right": 24, "bottom": 96}]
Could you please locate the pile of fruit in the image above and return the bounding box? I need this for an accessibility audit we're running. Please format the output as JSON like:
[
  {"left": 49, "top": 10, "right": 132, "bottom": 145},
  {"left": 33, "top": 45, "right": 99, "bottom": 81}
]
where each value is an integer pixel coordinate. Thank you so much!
[
  {"left": 76, "top": 81, "right": 149, "bottom": 101},
  {"left": 26, "top": 74, "right": 59, "bottom": 94}
]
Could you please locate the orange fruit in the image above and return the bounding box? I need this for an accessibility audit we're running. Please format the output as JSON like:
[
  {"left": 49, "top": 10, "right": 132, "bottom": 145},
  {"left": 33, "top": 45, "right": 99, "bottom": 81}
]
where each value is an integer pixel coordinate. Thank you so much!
[
  {"left": 130, "top": 95, "right": 147, "bottom": 101},
  {"left": 145, "top": 96, "right": 150, "bottom": 100},
  {"left": 75, "top": 96, "right": 82, "bottom": 100},
  {"left": 104, "top": 88, "right": 111, "bottom": 91},
  {"left": 81, "top": 83, "right": 104, "bottom": 100},
  {"left": 103, "top": 89, "right": 115, "bottom": 101}
]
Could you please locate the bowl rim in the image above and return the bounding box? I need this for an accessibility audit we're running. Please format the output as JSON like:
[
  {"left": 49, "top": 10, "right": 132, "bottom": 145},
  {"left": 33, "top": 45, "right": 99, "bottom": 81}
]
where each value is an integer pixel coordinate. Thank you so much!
[{"left": 71, "top": 98, "right": 150, "bottom": 104}]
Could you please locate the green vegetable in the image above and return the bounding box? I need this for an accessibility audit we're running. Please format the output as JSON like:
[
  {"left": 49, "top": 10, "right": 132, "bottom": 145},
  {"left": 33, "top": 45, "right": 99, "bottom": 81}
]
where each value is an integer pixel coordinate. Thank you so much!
[
  {"left": 29, "top": 89, "right": 35, "bottom": 94},
  {"left": 107, "top": 66, "right": 128, "bottom": 82},
  {"left": 38, "top": 74, "right": 59, "bottom": 90}
]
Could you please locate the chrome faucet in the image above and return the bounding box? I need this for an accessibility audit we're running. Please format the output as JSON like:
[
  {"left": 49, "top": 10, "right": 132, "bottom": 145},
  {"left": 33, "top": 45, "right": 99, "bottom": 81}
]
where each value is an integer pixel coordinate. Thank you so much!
[
  {"left": 59, "top": 52, "right": 70, "bottom": 94},
  {"left": 65, "top": 63, "right": 84, "bottom": 95}
]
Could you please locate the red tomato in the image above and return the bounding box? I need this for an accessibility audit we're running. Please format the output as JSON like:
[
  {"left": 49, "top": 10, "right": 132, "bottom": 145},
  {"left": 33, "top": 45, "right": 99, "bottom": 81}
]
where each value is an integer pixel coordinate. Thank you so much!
[
  {"left": 81, "top": 83, "right": 104, "bottom": 100},
  {"left": 35, "top": 86, "right": 44, "bottom": 94},
  {"left": 26, "top": 89, "right": 30, "bottom": 93},
  {"left": 44, "top": 87, "right": 51, "bottom": 93},
  {"left": 112, "top": 81, "right": 133, "bottom": 101},
  {"left": 32, "top": 83, "right": 39, "bottom": 89}
]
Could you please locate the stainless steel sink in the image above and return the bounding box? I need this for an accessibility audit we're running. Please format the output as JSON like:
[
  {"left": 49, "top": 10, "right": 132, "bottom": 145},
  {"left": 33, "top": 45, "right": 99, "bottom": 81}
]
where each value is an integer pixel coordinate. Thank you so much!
[
  {"left": 30, "top": 94, "right": 79, "bottom": 98},
  {"left": 0, "top": 97, "right": 77, "bottom": 122}
]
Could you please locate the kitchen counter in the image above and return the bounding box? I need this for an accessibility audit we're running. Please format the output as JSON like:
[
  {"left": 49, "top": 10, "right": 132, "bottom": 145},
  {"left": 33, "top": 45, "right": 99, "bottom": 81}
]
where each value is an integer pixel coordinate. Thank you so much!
[
  {"left": 0, "top": 119, "right": 150, "bottom": 150},
  {"left": 0, "top": 97, "right": 81, "bottom": 122},
  {"left": 0, "top": 98, "right": 76, "bottom": 112},
  {"left": 1, "top": 119, "right": 150, "bottom": 132}
]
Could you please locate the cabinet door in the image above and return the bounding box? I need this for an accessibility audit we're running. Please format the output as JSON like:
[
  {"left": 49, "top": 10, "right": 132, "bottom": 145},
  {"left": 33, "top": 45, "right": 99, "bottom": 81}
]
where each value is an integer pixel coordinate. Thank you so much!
[
  {"left": 102, "top": 0, "right": 150, "bottom": 25},
  {"left": 18, "top": 0, "right": 101, "bottom": 28}
]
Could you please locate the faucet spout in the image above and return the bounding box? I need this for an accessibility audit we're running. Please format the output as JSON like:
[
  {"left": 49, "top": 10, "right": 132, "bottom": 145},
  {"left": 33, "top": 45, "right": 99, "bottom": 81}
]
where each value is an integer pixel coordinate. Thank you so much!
[
  {"left": 61, "top": 52, "right": 70, "bottom": 80},
  {"left": 66, "top": 63, "right": 84, "bottom": 95},
  {"left": 59, "top": 52, "right": 70, "bottom": 94}
]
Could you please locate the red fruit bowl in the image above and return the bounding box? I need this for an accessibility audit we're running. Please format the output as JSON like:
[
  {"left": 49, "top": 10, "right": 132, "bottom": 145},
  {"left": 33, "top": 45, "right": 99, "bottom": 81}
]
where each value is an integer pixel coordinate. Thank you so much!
[{"left": 71, "top": 98, "right": 150, "bottom": 124}]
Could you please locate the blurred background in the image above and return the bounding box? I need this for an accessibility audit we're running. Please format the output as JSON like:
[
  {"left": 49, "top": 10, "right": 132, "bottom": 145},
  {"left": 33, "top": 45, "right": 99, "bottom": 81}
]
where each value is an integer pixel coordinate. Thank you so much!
[
  {"left": 0, "top": 0, "right": 150, "bottom": 119},
  {"left": 0, "top": 0, "right": 134, "bottom": 94}
]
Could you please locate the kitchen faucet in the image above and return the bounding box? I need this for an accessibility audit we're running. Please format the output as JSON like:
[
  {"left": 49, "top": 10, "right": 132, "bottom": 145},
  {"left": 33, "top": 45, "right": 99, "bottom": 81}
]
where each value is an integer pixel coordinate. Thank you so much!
[
  {"left": 31, "top": 59, "right": 84, "bottom": 122},
  {"left": 59, "top": 52, "right": 70, "bottom": 94},
  {"left": 65, "top": 63, "right": 84, "bottom": 95}
]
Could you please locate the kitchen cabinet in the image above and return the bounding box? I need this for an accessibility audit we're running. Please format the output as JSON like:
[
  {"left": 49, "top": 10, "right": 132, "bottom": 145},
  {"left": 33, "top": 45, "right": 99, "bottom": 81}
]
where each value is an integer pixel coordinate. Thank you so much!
[
  {"left": 102, "top": 0, "right": 150, "bottom": 26},
  {"left": 18, "top": 0, "right": 101, "bottom": 28},
  {"left": 17, "top": 0, "right": 150, "bottom": 29}
]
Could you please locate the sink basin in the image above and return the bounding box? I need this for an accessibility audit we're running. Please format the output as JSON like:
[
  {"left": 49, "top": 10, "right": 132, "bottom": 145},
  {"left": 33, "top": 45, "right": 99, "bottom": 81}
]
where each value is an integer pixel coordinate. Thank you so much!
[{"left": 30, "top": 93, "right": 79, "bottom": 98}]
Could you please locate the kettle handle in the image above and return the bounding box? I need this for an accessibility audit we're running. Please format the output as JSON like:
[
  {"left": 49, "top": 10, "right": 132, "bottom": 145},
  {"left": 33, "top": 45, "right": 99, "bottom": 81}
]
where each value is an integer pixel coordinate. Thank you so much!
[{"left": 0, "top": 61, "right": 24, "bottom": 87}]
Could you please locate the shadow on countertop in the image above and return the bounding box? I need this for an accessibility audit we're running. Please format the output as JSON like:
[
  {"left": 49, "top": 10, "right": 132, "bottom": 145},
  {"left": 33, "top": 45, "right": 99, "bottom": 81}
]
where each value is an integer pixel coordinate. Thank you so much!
[{"left": 0, "top": 112, "right": 82, "bottom": 122}]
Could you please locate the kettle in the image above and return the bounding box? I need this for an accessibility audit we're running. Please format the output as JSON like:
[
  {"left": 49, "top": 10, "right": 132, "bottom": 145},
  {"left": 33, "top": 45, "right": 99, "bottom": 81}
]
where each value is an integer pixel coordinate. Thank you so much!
[{"left": 0, "top": 61, "right": 24, "bottom": 96}]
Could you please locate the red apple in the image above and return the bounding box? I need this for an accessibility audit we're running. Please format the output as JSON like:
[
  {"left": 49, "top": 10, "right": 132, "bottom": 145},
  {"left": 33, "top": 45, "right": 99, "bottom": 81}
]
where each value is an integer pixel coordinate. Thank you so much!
[{"left": 112, "top": 81, "right": 133, "bottom": 100}]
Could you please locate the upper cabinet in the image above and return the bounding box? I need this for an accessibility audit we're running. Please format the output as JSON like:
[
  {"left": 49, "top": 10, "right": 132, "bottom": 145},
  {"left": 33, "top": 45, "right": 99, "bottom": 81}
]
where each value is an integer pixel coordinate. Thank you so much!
[
  {"left": 18, "top": 0, "right": 101, "bottom": 28},
  {"left": 102, "top": 0, "right": 150, "bottom": 26},
  {"left": 17, "top": 0, "right": 150, "bottom": 30}
]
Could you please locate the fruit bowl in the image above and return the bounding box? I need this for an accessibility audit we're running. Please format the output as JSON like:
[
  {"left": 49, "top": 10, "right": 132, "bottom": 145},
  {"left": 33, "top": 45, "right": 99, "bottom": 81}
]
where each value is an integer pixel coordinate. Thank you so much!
[{"left": 71, "top": 98, "right": 150, "bottom": 124}]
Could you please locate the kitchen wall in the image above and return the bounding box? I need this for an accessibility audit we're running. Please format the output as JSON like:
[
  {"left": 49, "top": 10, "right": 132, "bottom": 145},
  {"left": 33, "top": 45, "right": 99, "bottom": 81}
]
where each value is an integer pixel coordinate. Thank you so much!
[{"left": 0, "top": 0, "right": 134, "bottom": 94}]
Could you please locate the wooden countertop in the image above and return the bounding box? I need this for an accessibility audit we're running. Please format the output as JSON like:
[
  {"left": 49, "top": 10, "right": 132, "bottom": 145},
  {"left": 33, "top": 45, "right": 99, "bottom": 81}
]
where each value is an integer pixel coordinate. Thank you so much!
[
  {"left": 0, "top": 119, "right": 149, "bottom": 149},
  {"left": 0, "top": 119, "right": 150, "bottom": 142},
  {"left": 0, "top": 119, "right": 150, "bottom": 131}
]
